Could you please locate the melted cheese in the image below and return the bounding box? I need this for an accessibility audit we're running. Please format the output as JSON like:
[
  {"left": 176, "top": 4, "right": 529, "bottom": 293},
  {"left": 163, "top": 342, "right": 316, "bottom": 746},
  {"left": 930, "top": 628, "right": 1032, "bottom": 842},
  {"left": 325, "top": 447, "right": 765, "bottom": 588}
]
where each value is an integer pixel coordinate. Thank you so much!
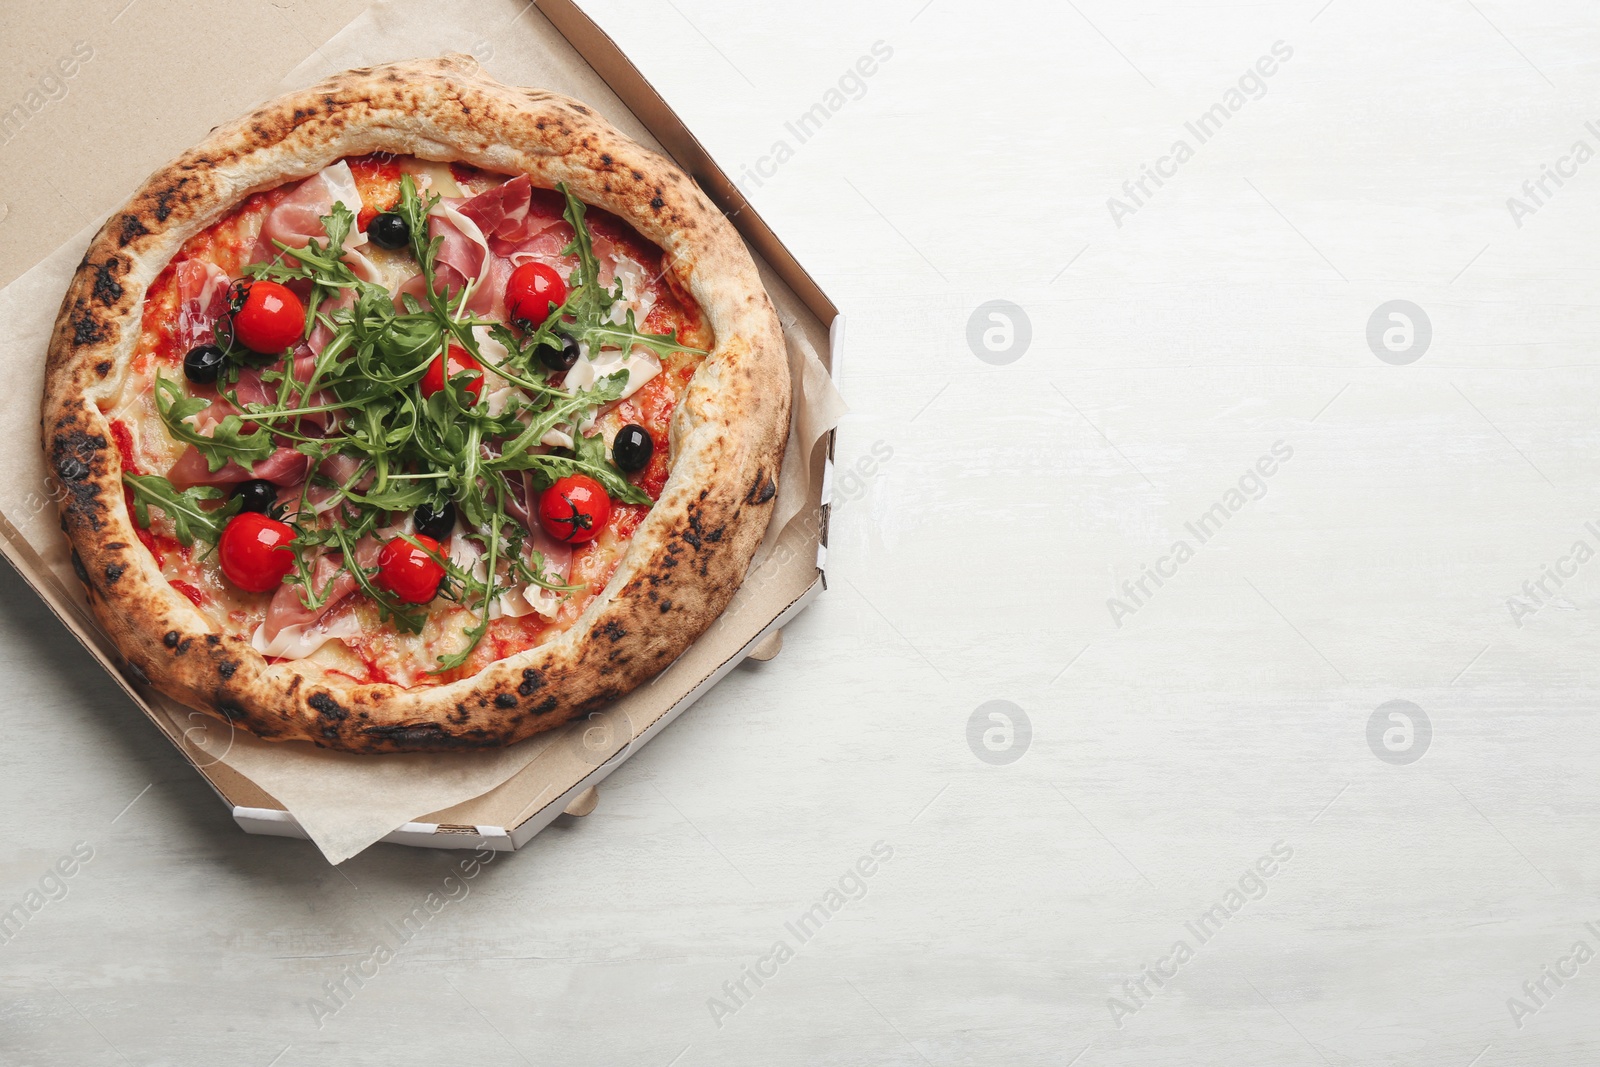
[
  {"left": 408, "top": 160, "right": 463, "bottom": 198},
  {"left": 251, "top": 613, "right": 362, "bottom": 658},
  {"left": 608, "top": 254, "right": 656, "bottom": 325},
  {"left": 449, "top": 532, "right": 563, "bottom": 620},
  {"left": 322, "top": 160, "right": 364, "bottom": 217},
  {"left": 565, "top": 344, "right": 660, "bottom": 400},
  {"left": 320, "top": 159, "right": 390, "bottom": 286}
]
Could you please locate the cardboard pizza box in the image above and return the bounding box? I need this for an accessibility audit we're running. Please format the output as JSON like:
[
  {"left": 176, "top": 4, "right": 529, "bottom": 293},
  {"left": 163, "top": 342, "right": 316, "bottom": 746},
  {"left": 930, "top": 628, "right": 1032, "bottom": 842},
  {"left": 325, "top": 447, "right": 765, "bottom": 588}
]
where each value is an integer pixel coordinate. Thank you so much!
[{"left": 0, "top": 0, "right": 840, "bottom": 854}]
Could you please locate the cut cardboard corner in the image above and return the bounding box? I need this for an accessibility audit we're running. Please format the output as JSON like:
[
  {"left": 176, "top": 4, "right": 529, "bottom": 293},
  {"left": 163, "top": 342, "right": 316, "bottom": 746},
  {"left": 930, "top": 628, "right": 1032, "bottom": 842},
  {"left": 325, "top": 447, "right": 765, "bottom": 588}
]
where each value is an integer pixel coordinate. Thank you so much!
[
  {"left": 746, "top": 629, "right": 783, "bottom": 662},
  {"left": 562, "top": 786, "right": 599, "bottom": 818},
  {"left": 0, "top": 0, "right": 844, "bottom": 856}
]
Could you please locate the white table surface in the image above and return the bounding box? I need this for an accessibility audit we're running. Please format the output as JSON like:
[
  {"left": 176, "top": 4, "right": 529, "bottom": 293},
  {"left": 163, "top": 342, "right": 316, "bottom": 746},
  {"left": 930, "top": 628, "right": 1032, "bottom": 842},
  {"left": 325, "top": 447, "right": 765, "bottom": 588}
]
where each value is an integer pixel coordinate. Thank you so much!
[{"left": 5, "top": 0, "right": 1600, "bottom": 1063}]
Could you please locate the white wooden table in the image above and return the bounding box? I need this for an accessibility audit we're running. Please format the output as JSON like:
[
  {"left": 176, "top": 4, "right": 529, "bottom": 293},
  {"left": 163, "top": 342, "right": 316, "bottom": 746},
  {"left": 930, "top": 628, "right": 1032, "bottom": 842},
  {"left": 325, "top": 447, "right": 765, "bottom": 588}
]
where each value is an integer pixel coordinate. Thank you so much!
[{"left": 4, "top": 0, "right": 1600, "bottom": 1063}]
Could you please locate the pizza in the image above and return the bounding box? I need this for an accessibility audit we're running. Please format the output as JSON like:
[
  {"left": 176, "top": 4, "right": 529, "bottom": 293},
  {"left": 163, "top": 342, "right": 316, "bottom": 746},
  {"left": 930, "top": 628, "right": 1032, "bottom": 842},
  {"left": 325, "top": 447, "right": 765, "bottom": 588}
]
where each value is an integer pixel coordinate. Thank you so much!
[{"left": 40, "top": 55, "right": 789, "bottom": 753}]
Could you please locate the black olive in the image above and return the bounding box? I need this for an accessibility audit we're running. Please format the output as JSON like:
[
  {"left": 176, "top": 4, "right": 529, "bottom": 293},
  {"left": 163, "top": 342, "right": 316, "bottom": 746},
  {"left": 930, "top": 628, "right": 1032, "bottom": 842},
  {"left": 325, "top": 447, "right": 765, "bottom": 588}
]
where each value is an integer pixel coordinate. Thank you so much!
[
  {"left": 539, "top": 332, "right": 581, "bottom": 372},
  {"left": 368, "top": 212, "right": 410, "bottom": 251},
  {"left": 612, "top": 424, "right": 654, "bottom": 473},
  {"left": 183, "top": 344, "right": 226, "bottom": 384},
  {"left": 234, "top": 479, "right": 277, "bottom": 514},
  {"left": 415, "top": 500, "right": 456, "bottom": 540}
]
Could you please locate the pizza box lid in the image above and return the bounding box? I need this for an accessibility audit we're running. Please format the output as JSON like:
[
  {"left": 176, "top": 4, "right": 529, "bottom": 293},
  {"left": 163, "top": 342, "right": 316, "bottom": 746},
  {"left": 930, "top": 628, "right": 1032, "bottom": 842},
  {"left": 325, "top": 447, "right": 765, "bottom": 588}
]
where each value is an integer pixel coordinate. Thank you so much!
[{"left": 0, "top": 0, "right": 842, "bottom": 856}]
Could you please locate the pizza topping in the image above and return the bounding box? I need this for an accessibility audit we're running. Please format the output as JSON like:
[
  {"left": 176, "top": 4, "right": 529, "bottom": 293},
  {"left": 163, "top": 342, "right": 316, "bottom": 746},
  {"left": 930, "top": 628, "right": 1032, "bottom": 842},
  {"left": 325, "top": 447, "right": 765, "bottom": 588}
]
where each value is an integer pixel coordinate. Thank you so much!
[
  {"left": 446, "top": 525, "right": 570, "bottom": 622},
  {"left": 166, "top": 441, "right": 310, "bottom": 491},
  {"left": 234, "top": 479, "right": 279, "bottom": 515},
  {"left": 174, "top": 259, "right": 233, "bottom": 351},
  {"left": 182, "top": 343, "right": 226, "bottom": 385},
  {"left": 612, "top": 424, "right": 653, "bottom": 473},
  {"left": 538, "top": 474, "right": 611, "bottom": 545},
  {"left": 262, "top": 535, "right": 382, "bottom": 639},
  {"left": 124, "top": 474, "right": 240, "bottom": 548},
  {"left": 414, "top": 500, "right": 456, "bottom": 540},
  {"left": 420, "top": 344, "right": 485, "bottom": 402},
  {"left": 607, "top": 254, "right": 657, "bottom": 325},
  {"left": 367, "top": 212, "right": 409, "bottom": 250},
  {"left": 540, "top": 332, "right": 581, "bottom": 372},
  {"left": 416, "top": 197, "right": 497, "bottom": 318},
  {"left": 349, "top": 154, "right": 403, "bottom": 216},
  {"left": 170, "top": 580, "right": 206, "bottom": 607},
  {"left": 219, "top": 512, "right": 297, "bottom": 593},
  {"left": 506, "top": 261, "right": 567, "bottom": 327},
  {"left": 458, "top": 175, "right": 556, "bottom": 246},
  {"left": 376, "top": 535, "right": 447, "bottom": 604},
  {"left": 564, "top": 344, "right": 659, "bottom": 401},
  {"left": 526, "top": 517, "right": 575, "bottom": 585},
  {"left": 226, "top": 279, "right": 306, "bottom": 355},
  {"left": 252, "top": 160, "right": 365, "bottom": 267},
  {"left": 121, "top": 162, "right": 706, "bottom": 676},
  {"left": 252, "top": 611, "right": 363, "bottom": 659}
]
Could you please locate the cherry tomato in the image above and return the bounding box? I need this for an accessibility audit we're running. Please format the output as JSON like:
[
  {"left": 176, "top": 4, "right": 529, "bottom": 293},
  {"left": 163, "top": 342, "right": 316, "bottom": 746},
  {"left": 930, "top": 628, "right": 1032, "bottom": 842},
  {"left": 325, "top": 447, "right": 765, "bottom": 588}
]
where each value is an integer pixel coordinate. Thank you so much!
[
  {"left": 421, "top": 344, "right": 485, "bottom": 402},
  {"left": 505, "top": 262, "right": 567, "bottom": 327},
  {"left": 228, "top": 279, "right": 306, "bottom": 355},
  {"left": 218, "top": 512, "right": 297, "bottom": 593},
  {"left": 538, "top": 474, "right": 611, "bottom": 545},
  {"left": 376, "top": 534, "right": 446, "bottom": 604}
]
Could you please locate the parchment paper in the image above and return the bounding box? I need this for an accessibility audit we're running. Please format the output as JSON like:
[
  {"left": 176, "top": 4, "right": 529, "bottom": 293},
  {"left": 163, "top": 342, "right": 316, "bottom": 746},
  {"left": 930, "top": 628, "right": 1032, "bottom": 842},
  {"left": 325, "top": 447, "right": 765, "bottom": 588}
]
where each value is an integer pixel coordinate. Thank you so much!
[{"left": 0, "top": 0, "right": 843, "bottom": 864}]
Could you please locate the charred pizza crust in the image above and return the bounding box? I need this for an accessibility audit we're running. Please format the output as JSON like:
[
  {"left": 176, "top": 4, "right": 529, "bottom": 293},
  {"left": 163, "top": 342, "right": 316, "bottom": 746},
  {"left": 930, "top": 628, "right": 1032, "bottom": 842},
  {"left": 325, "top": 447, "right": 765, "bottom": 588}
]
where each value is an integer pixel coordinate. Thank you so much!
[{"left": 40, "top": 55, "right": 789, "bottom": 753}]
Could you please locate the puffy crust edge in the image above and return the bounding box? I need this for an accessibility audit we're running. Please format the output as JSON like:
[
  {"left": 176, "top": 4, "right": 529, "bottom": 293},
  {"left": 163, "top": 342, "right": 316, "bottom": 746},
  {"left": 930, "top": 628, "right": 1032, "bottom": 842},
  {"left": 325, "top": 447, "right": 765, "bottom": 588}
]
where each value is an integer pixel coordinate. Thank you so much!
[{"left": 40, "top": 55, "right": 790, "bottom": 753}]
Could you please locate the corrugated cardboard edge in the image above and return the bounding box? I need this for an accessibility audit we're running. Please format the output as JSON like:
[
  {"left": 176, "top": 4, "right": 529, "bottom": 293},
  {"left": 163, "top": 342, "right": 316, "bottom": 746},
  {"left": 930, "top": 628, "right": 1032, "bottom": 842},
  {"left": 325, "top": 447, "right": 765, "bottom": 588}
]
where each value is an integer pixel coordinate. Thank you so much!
[{"left": 0, "top": 0, "right": 844, "bottom": 852}]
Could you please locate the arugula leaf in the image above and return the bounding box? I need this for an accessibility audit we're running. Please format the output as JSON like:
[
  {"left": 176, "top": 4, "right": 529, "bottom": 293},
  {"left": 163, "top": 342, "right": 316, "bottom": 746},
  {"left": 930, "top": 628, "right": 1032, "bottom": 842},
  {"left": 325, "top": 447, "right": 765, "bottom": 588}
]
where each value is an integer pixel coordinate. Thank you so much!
[
  {"left": 123, "top": 473, "right": 240, "bottom": 548},
  {"left": 154, "top": 376, "right": 275, "bottom": 472},
  {"left": 586, "top": 307, "right": 705, "bottom": 362},
  {"left": 397, "top": 173, "right": 441, "bottom": 272},
  {"left": 431, "top": 518, "right": 501, "bottom": 673},
  {"left": 561, "top": 190, "right": 607, "bottom": 323},
  {"left": 550, "top": 183, "right": 706, "bottom": 362},
  {"left": 340, "top": 478, "right": 435, "bottom": 512}
]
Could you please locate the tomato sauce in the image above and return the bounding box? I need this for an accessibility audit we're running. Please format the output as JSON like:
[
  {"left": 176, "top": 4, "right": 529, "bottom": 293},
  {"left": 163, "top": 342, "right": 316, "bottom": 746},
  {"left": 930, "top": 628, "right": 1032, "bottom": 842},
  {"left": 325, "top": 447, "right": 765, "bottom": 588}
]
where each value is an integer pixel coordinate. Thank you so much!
[
  {"left": 350, "top": 154, "right": 402, "bottom": 230},
  {"left": 134, "top": 189, "right": 288, "bottom": 375},
  {"left": 169, "top": 580, "right": 206, "bottom": 607}
]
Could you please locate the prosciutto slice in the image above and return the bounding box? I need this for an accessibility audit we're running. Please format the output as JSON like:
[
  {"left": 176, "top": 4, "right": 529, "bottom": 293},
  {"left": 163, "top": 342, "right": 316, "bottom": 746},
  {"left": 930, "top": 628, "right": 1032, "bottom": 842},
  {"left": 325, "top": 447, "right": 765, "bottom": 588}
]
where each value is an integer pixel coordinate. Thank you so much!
[
  {"left": 496, "top": 221, "right": 576, "bottom": 290},
  {"left": 232, "top": 367, "right": 281, "bottom": 411},
  {"left": 302, "top": 286, "right": 355, "bottom": 360},
  {"left": 166, "top": 444, "right": 309, "bottom": 490},
  {"left": 232, "top": 364, "right": 337, "bottom": 438},
  {"left": 394, "top": 181, "right": 569, "bottom": 320},
  {"left": 262, "top": 535, "right": 383, "bottom": 640},
  {"left": 253, "top": 173, "right": 336, "bottom": 265},
  {"left": 173, "top": 259, "right": 231, "bottom": 350},
  {"left": 317, "top": 452, "right": 364, "bottom": 489},
  {"left": 459, "top": 175, "right": 567, "bottom": 251},
  {"left": 250, "top": 161, "right": 374, "bottom": 276},
  {"left": 526, "top": 517, "right": 574, "bottom": 583},
  {"left": 393, "top": 197, "right": 505, "bottom": 317}
]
